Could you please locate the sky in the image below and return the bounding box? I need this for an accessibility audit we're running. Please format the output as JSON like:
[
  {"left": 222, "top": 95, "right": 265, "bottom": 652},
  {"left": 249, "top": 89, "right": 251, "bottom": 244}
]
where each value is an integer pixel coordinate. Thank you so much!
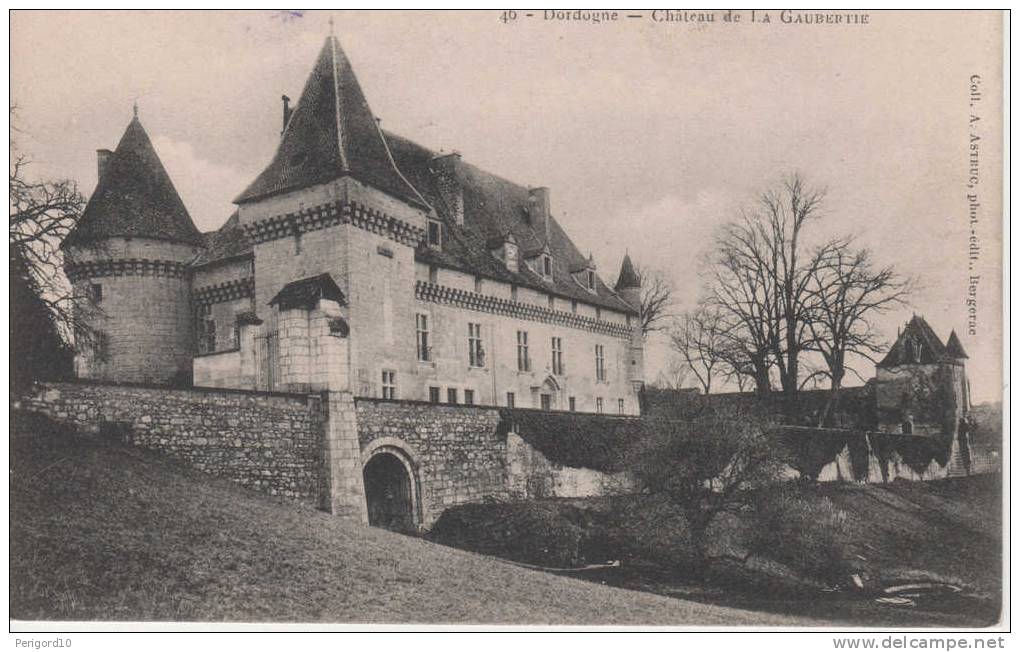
[{"left": 10, "top": 10, "right": 1004, "bottom": 402}]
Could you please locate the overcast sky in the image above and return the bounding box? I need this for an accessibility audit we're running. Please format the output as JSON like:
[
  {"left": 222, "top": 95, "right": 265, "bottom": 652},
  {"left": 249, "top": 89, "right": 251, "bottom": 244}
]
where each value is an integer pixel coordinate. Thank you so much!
[{"left": 10, "top": 10, "right": 1004, "bottom": 402}]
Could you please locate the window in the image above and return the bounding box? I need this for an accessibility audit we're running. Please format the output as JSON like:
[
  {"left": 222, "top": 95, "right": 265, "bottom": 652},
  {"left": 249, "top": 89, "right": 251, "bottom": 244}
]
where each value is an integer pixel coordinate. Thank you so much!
[
  {"left": 596, "top": 397, "right": 604, "bottom": 413},
  {"left": 618, "top": 398, "right": 625, "bottom": 414},
  {"left": 468, "top": 322, "right": 484, "bottom": 367},
  {"left": 428, "top": 265, "right": 438, "bottom": 284},
  {"left": 381, "top": 370, "right": 397, "bottom": 399},
  {"left": 511, "top": 284, "right": 518, "bottom": 301},
  {"left": 516, "top": 330, "right": 530, "bottom": 372},
  {"left": 540, "top": 394, "right": 552, "bottom": 411},
  {"left": 506, "top": 392, "right": 515, "bottom": 408},
  {"left": 595, "top": 344, "right": 606, "bottom": 381},
  {"left": 596, "top": 307, "right": 602, "bottom": 321},
  {"left": 294, "top": 230, "right": 303, "bottom": 254},
  {"left": 427, "top": 219, "right": 442, "bottom": 248},
  {"left": 569, "top": 396, "right": 576, "bottom": 412},
  {"left": 571, "top": 299, "right": 578, "bottom": 314},
  {"left": 232, "top": 322, "right": 240, "bottom": 349},
  {"left": 429, "top": 386, "right": 441, "bottom": 403},
  {"left": 90, "top": 283, "right": 103, "bottom": 304},
  {"left": 542, "top": 255, "right": 552, "bottom": 277},
  {"left": 416, "top": 314, "right": 430, "bottom": 361},
  {"left": 474, "top": 276, "right": 483, "bottom": 293},
  {"left": 447, "top": 388, "right": 458, "bottom": 404},
  {"left": 587, "top": 270, "right": 596, "bottom": 290},
  {"left": 547, "top": 295, "right": 555, "bottom": 310},
  {"left": 464, "top": 389, "right": 475, "bottom": 405},
  {"left": 551, "top": 337, "right": 563, "bottom": 375},
  {"left": 196, "top": 304, "right": 215, "bottom": 354}
]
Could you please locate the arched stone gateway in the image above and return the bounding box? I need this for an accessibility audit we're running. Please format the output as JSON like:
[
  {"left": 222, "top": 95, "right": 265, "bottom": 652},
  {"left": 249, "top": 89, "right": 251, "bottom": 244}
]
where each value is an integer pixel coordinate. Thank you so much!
[{"left": 362, "top": 444, "right": 421, "bottom": 532}]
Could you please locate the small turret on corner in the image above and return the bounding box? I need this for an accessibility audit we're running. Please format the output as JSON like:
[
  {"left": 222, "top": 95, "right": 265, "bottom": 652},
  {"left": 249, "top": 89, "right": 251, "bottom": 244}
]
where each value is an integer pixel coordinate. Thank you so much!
[{"left": 615, "top": 253, "right": 645, "bottom": 393}]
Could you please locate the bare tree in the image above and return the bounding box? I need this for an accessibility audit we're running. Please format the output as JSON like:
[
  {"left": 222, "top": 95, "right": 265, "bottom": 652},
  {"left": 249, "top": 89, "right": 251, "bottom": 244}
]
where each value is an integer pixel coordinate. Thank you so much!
[
  {"left": 670, "top": 305, "right": 727, "bottom": 394},
  {"left": 805, "top": 244, "right": 911, "bottom": 424},
  {"left": 652, "top": 356, "right": 690, "bottom": 390},
  {"left": 10, "top": 105, "right": 88, "bottom": 344},
  {"left": 633, "top": 265, "right": 675, "bottom": 336}
]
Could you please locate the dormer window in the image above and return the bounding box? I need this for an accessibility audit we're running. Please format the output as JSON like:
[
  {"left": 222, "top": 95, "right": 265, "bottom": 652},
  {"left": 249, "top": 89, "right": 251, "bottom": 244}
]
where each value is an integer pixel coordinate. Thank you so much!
[
  {"left": 586, "top": 270, "right": 596, "bottom": 291},
  {"left": 427, "top": 218, "right": 442, "bottom": 249},
  {"left": 542, "top": 254, "right": 552, "bottom": 278}
]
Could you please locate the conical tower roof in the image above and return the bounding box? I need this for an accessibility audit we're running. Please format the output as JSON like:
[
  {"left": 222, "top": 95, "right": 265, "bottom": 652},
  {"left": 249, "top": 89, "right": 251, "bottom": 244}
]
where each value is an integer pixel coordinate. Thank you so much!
[
  {"left": 615, "top": 253, "right": 641, "bottom": 290},
  {"left": 945, "top": 330, "right": 969, "bottom": 359},
  {"left": 64, "top": 115, "right": 203, "bottom": 248},
  {"left": 234, "top": 36, "right": 429, "bottom": 210}
]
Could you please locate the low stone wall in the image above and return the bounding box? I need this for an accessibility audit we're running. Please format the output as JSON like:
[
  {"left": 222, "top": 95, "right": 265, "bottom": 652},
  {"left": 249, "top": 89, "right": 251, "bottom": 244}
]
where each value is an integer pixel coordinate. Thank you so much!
[
  {"left": 354, "top": 398, "right": 508, "bottom": 526},
  {"left": 23, "top": 381, "right": 326, "bottom": 505},
  {"left": 506, "top": 432, "right": 635, "bottom": 499}
]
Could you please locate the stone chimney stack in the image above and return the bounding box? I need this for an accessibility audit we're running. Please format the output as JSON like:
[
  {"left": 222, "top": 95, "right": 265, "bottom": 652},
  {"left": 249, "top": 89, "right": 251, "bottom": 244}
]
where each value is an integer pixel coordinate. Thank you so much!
[
  {"left": 528, "top": 187, "right": 551, "bottom": 241},
  {"left": 96, "top": 149, "right": 114, "bottom": 182},
  {"left": 281, "top": 95, "right": 293, "bottom": 135},
  {"left": 431, "top": 152, "right": 464, "bottom": 225}
]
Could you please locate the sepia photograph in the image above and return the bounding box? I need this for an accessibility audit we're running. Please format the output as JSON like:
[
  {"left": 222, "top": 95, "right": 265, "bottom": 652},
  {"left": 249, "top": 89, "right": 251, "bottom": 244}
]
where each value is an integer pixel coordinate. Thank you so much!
[{"left": 8, "top": 8, "right": 1006, "bottom": 634}]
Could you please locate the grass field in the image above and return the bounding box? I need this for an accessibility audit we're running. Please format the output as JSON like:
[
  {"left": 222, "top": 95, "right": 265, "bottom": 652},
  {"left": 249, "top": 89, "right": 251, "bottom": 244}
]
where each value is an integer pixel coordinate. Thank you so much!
[{"left": 10, "top": 412, "right": 827, "bottom": 626}]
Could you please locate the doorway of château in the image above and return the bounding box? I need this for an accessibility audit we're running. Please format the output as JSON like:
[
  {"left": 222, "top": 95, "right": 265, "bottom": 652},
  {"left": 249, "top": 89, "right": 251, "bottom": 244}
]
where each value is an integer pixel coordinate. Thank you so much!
[{"left": 363, "top": 452, "right": 415, "bottom": 533}]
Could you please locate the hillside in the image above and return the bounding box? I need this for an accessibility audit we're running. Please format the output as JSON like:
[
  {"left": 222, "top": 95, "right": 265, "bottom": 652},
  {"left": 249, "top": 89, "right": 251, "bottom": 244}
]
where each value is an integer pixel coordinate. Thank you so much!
[{"left": 10, "top": 412, "right": 823, "bottom": 626}]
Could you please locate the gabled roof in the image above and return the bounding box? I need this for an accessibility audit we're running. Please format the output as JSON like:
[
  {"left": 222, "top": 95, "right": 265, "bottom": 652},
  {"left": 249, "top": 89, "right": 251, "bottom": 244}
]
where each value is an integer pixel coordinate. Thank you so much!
[
  {"left": 615, "top": 253, "right": 641, "bottom": 290},
  {"left": 234, "top": 36, "right": 429, "bottom": 210},
  {"left": 945, "top": 330, "right": 969, "bottom": 359},
  {"left": 269, "top": 273, "right": 346, "bottom": 311},
  {"left": 192, "top": 211, "right": 253, "bottom": 268},
  {"left": 877, "top": 315, "right": 951, "bottom": 367},
  {"left": 382, "top": 131, "right": 637, "bottom": 315},
  {"left": 64, "top": 116, "right": 203, "bottom": 248}
]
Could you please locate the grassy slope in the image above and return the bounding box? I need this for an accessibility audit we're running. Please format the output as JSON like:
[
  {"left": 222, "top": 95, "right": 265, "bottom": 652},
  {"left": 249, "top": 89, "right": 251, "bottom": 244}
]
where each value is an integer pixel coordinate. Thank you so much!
[{"left": 10, "top": 413, "right": 822, "bottom": 626}]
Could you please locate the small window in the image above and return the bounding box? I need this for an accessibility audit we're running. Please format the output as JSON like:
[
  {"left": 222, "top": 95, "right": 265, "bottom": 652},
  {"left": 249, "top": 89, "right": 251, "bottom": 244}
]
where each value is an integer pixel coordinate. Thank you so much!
[
  {"left": 511, "top": 284, "right": 518, "bottom": 301},
  {"left": 571, "top": 299, "right": 578, "bottom": 314},
  {"left": 428, "top": 265, "right": 439, "bottom": 284},
  {"left": 474, "top": 276, "right": 483, "bottom": 293},
  {"left": 416, "top": 313, "right": 430, "bottom": 361},
  {"left": 90, "top": 283, "right": 103, "bottom": 304},
  {"left": 429, "top": 386, "right": 441, "bottom": 403},
  {"left": 516, "top": 330, "right": 530, "bottom": 372},
  {"left": 540, "top": 394, "right": 552, "bottom": 411},
  {"left": 618, "top": 398, "right": 625, "bottom": 414},
  {"left": 596, "top": 307, "right": 602, "bottom": 321},
  {"left": 506, "top": 392, "right": 515, "bottom": 408},
  {"left": 294, "top": 230, "right": 303, "bottom": 254},
  {"left": 542, "top": 255, "right": 552, "bottom": 277},
  {"left": 551, "top": 337, "right": 563, "bottom": 375},
  {"left": 427, "top": 219, "right": 442, "bottom": 248},
  {"left": 381, "top": 370, "right": 397, "bottom": 400},
  {"left": 447, "top": 388, "right": 458, "bottom": 404},
  {"left": 468, "top": 322, "right": 484, "bottom": 367},
  {"left": 464, "top": 389, "right": 475, "bottom": 406},
  {"left": 587, "top": 270, "right": 596, "bottom": 290},
  {"left": 569, "top": 396, "right": 576, "bottom": 412},
  {"left": 596, "top": 397, "right": 604, "bottom": 414},
  {"left": 547, "top": 295, "right": 555, "bottom": 310}
]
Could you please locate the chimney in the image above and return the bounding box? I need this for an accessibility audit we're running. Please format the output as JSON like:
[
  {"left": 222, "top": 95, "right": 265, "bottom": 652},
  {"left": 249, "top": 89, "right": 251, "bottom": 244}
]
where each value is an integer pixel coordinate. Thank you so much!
[
  {"left": 96, "top": 149, "right": 114, "bottom": 182},
  {"left": 528, "top": 187, "right": 551, "bottom": 242},
  {"left": 431, "top": 152, "right": 464, "bottom": 226},
  {"left": 281, "top": 95, "right": 292, "bottom": 134}
]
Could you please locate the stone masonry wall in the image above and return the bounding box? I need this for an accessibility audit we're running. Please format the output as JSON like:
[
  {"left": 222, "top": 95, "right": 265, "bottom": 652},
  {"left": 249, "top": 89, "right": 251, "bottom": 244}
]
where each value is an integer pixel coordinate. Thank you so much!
[
  {"left": 24, "top": 381, "right": 326, "bottom": 505},
  {"left": 355, "top": 398, "right": 508, "bottom": 526}
]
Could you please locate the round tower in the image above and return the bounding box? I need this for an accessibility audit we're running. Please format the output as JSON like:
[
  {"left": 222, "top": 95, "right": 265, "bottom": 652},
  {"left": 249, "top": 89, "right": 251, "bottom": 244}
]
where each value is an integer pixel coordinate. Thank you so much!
[
  {"left": 614, "top": 252, "right": 642, "bottom": 315},
  {"left": 62, "top": 110, "right": 204, "bottom": 385},
  {"left": 614, "top": 253, "right": 645, "bottom": 390}
]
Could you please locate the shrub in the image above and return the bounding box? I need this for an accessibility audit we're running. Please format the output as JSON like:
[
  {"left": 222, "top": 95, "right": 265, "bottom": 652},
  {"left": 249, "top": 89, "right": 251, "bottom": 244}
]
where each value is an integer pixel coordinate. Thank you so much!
[{"left": 749, "top": 489, "right": 854, "bottom": 584}]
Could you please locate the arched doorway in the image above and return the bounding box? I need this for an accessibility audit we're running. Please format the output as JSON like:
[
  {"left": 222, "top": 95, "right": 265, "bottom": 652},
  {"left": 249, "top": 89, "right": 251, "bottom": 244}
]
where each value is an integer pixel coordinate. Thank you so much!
[{"left": 363, "top": 451, "right": 416, "bottom": 533}]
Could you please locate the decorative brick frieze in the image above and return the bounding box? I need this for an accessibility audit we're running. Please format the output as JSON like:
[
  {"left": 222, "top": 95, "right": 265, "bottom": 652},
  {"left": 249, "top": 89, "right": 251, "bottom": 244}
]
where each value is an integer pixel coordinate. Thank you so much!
[
  {"left": 242, "top": 199, "right": 425, "bottom": 247},
  {"left": 193, "top": 276, "right": 255, "bottom": 305},
  {"left": 65, "top": 258, "right": 190, "bottom": 282},
  {"left": 415, "top": 281, "right": 635, "bottom": 338}
]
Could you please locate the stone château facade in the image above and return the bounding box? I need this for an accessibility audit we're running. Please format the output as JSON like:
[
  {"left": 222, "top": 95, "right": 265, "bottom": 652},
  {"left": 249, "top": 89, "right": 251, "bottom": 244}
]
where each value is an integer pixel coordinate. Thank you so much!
[{"left": 62, "top": 34, "right": 646, "bottom": 414}]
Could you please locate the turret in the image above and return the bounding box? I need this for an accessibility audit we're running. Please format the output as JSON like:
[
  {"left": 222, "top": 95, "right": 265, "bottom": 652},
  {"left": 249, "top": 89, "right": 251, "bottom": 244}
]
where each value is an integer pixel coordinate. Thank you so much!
[
  {"left": 614, "top": 253, "right": 642, "bottom": 314},
  {"left": 62, "top": 109, "right": 203, "bottom": 385},
  {"left": 614, "top": 253, "right": 645, "bottom": 392}
]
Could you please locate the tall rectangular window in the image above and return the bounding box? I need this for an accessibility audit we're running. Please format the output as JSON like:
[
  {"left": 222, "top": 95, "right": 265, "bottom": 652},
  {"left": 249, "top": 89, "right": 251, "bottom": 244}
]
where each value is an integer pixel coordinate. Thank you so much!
[
  {"left": 381, "top": 370, "right": 397, "bottom": 400},
  {"left": 596, "top": 397, "right": 604, "bottom": 413},
  {"left": 506, "top": 392, "right": 515, "bottom": 408},
  {"left": 196, "top": 304, "right": 215, "bottom": 354},
  {"left": 569, "top": 396, "right": 576, "bottom": 412},
  {"left": 595, "top": 344, "right": 606, "bottom": 381},
  {"left": 542, "top": 255, "right": 552, "bottom": 277},
  {"left": 618, "top": 398, "right": 625, "bottom": 414},
  {"left": 90, "top": 283, "right": 103, "bottom": 304},
  {"left": 551, "top": 337, "right": 563, "bottom": 375},
  {"left": 429, "top": 386, "right": 440, "bottom": 403},
  {"left": 516, "top": 330, "right": 530, "bottom": 372},
  {"left": 464, "top": 389, "right": 475, "bottom": 406},
  {"left": 447, "top": 388, "right": 458, "bottom": 404},
  {"left": 468, "top": 322, "right": 484, "bottom": 367},
  {"left": 416, "top": 314, "right": 430, "bottom": 361},
  {"left": 427, "top": 219, "right": 442, "bottom": 248}
]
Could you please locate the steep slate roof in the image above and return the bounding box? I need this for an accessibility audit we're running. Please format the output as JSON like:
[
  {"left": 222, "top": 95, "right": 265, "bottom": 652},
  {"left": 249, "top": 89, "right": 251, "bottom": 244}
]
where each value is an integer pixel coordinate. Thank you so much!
[
  {"left": 384, "top": 132, "right": 637, "bottom": 314},
  {"left": 192, "top": 212, "right": 253, "bottom": 267},
  {"left": 234, "top": 36, "right": 428, "bottom": 210},
  {"left": 945, "top": 330, "right": 969, "bottom": 359},
  {"left": 64, "top": 116, "right": 203, "bottom": 248},
  {"left": 615, "top": 253, "right": 641, "bottom": 290},
  {"left": 877, "top": 315, "right": 951, "bottom": 367},
  {"left": 269, "top": 273, "right": 347, "bottom": 311}
]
